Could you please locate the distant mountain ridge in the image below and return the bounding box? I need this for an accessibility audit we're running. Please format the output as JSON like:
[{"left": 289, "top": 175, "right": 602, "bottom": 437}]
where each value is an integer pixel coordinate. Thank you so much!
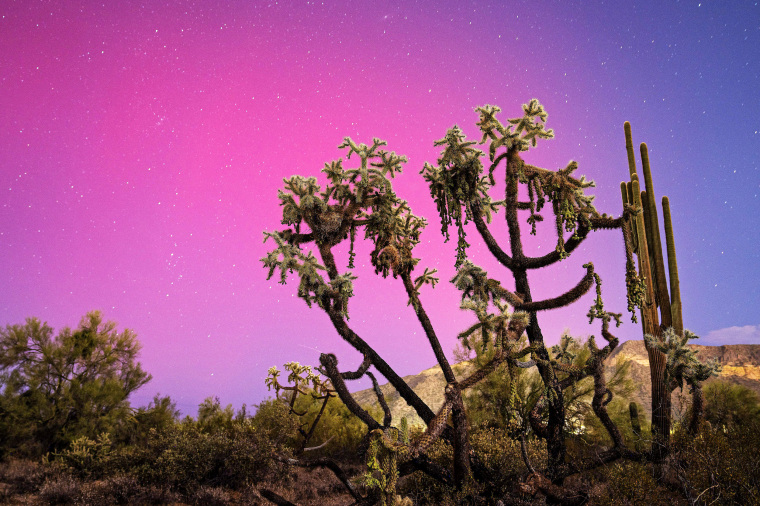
[
  {"left": 608, "top": 340, "right": 760, "bottom": 417},
  {"left": 350, "top": 340, "right": 760, "bottom": 427}
]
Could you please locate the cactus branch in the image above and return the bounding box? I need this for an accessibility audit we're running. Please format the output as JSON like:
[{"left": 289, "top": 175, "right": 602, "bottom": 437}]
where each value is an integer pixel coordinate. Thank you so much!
[
  {"left": 367, "top": 371, "right": 392, "bottom": 427},
  {"left": 515, "top": 264, "right": 595, "bottom": 312},
  {"left": 340, "top": 353, "right": 372, "bottom": 380},
  {"left": 640, "top": 144, "right": 673, "bottom": 329},
  {"left": 469, "top": 200, "right": 516, "bottom": 269},
  {"left": 324, "top": 307, "right": 438, "bottom": 426},
  {"left": 319, "top": 353, "right": 381, "bottom": 431},
  {"left": 624, "top": 122, "right": 637, "bottom": 178},
  {"left": 401, "top": 271, "right": 456, "bottom": 384},
  {"left": 523, "top": 222, "right": 591, "bottom": 269}
]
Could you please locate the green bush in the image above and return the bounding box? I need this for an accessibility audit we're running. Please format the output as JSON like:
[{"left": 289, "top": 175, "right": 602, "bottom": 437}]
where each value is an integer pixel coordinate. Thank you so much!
[
  {"left": 51, "top": 432, "right": 114, "bottom": 479},
  {"left": 196, "top": 396, "right": 236, "bottom": 433},
  {"left": 469, "top": 426, "right": 546, "bottom": 479},
  {"left": 251, "top": 397, "right": 301, "bottom": 449},
  {"left": 113, "top": 394, "right": 180, "bottom": 447},
  {"left": 595, "top": 460, "right": 673, "bottom": 506},
  {"left": 397, "top": 432, "right": 456, "bottom": 506},
  {"left": 702, "top": 380, "right": 760, "bottom": 430},
  {"left": 119, "top": 420, "right": 292, "bottom": 493},
  {"left": 396, "top": 425, "right": 547, "bottom": 504},
  {"left": 289, "top": 393, "right": 373, "bottom": 459},
  {"left": 0, "top": 312, "right": 150, "bottom": 458},
  {"left": 580, "top": 397, "right": 650, "bottom": 452}
]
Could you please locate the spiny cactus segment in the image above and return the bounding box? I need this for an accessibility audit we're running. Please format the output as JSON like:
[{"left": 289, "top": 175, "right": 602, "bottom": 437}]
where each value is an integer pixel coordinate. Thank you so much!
[{"left": 644, "top": 328, "right": 721, "bottom": 394}]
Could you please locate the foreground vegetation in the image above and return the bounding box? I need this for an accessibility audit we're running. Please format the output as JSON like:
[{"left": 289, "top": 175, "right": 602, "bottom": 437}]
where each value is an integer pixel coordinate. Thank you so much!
[
  {"left": 0, "top": 312, "right": 758, "bottom": 504},
  {"left": 0, "top": 378, "right": 759, "bottom": 505}
]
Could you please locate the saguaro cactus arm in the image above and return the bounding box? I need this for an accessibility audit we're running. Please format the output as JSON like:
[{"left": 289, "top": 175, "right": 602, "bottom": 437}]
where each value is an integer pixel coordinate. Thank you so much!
[
  {"left": 662, "top": 196, "right": 684, "bottom": 335},
  {"left": 640, "top": 143, "right": 673, "bottom": 328}
]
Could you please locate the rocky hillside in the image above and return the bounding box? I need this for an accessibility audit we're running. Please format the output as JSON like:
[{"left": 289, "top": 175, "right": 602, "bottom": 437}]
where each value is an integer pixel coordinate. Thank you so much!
[
  {"left": 351, "top": 340, "right": 760, "bottom": 427},
  {"left": 608, "top": 339, "right": 760, "bottom": 417},
  {"left": 351, "top": 360, "right": 476, "bottom": 428}
]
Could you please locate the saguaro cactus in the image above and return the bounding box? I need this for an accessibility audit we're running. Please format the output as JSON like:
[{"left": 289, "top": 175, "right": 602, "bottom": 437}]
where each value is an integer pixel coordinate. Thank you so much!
[{"left": 620, "top": 122, "right": 685, "bottom": 458}]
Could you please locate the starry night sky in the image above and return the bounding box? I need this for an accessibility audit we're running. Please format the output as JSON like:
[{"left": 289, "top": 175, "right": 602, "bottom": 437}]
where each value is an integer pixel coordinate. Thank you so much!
[{"left": 2, "top": 1, "right": 758, "bottom": 415}]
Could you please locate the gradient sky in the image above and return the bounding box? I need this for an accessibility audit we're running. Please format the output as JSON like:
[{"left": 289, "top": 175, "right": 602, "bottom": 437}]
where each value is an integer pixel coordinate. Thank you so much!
[{"left": 2, "top": 0, "right": 758, "bottom": 415}]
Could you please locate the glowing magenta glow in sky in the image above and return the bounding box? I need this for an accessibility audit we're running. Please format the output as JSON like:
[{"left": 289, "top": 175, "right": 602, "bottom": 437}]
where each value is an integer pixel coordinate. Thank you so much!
[{"left": 2, "top": 1, "right": 758, "bottom": 414}]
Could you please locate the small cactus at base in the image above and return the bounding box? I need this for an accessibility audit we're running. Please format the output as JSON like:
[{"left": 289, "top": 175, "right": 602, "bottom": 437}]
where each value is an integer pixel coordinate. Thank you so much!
[{"left": 629, "top": 402, "right": 642, "bottom": 437}]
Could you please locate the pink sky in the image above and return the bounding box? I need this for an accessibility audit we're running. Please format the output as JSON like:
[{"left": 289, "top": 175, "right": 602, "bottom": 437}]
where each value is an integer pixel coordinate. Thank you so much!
[{"left": 2, "top": 1, "right": 758, "bottom": 414}]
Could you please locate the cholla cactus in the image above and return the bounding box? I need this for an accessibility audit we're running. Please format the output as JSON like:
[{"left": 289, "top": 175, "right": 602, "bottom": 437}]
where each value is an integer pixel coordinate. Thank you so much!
[
  {"left": 265, "top": 361, "right": 336, "bottom": 452},
  {"left": 644, "top": 327, "right": 720, "bottom": 434},
  {"left": 644, "top": 328, "right": 720, "bottom": 394},
  {"left": 263, "top": 101, "right": 649, "bottom": 494}
]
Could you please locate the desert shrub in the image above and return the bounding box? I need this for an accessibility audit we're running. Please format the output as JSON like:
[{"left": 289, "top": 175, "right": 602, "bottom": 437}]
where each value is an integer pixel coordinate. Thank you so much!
[
  {"left": 222, "top": 421, "right": 296, "bottom": 487},
  {"left": 52, "top": 432, "right": 114, "bottom": 479},
  {"left": 139, "top": 483, "right": 183, "bottom": 504},
  {"left": 0, "top": 458, "right": 49, "bottom": 494},
  {"left": 38, "top": 473, "right": 81, "bottom": 504},
  {"left": 96, "top": 474, "right": 139, "bottom": 504},
  {"left": 594, "top": 460, "right": 673, "bottom": 506},
  {"left": 469, "top": 426, "right": 547, "bottom": 501},
  {"left": 395, "top": 429, "right": 455, "bottom": 505},
  {"left": 196, "top": 396, "right": 236, "bottom": 433},
  {"left": 470, "top": 426, "right": 546, "bottom": 477},
  {"left": 42, "top": 397, "right": 300, "bottom": 497},
  {"left": 116, "top": 420, "right": 292, "bottom": 494},
  {"left": 60, "top": 473, "right": 181, "bottom": 505},
  {"left": 251, "top": 397, "right": 301, "bottom": 449},
  {"left": 461, "top": 332, "right": 635, "bottom": 443},
  {"left": 289, "top": 392, "right": 373, "bottom": 459},
  {"left": 702, "top": 380, "right": 760, "bottom": 430},
  {"left": 671, "top": 421, "right": 760, "bottom": 505},
  {"left": 0, "top": 312, "right": 150, "bottom": 459},
  {"left": 113, "top": 394, "right": 180, "bottom": 447},
  {"left": 389, "top": 424, "right": 548, "bottom": 504},
  {"left": 191, "top": 485, "right": 233, "bottom": 505},
  {"left": 77, "top": 476, "right": 131, "bottom": 505},
  {"left": 580, "top": 397, "right": 650, "bottom": 452},
  {"left": 458, "top": 332, "right": 544, "bottom": 433},
  {"left": 126, "top": 425, "right": 228, "bottom": 492}
]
